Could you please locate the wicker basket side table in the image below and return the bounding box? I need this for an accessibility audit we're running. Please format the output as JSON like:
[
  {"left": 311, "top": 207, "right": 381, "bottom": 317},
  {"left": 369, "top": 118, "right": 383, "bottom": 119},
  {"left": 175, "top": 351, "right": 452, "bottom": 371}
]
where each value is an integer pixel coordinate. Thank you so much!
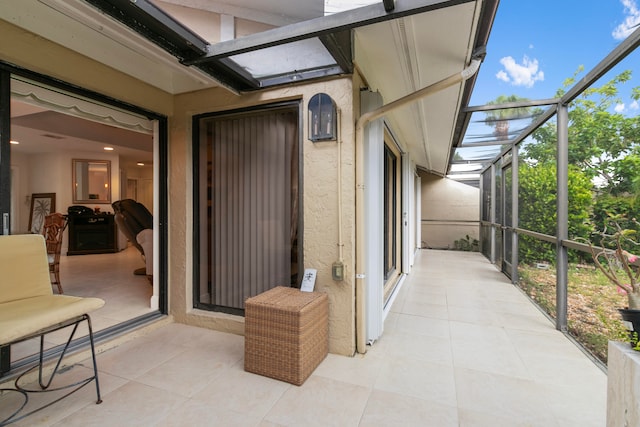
[{"left": 244, "top": 286, "right": 329, "bottom": 385}]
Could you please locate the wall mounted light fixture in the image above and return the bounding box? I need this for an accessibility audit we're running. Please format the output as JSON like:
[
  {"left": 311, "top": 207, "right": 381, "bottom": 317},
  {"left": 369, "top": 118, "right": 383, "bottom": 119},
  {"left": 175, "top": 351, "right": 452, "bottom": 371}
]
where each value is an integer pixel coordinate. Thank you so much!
[{"left": 308, "top": 93, "right": 337, "bottom": 142}]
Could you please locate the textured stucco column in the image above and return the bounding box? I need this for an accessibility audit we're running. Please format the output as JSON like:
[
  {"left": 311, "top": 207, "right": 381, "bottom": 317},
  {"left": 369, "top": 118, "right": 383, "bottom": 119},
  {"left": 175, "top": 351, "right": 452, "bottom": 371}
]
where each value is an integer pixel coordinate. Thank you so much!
[{"left": 607, "top": 341, "right": 640, "bottom": 426}]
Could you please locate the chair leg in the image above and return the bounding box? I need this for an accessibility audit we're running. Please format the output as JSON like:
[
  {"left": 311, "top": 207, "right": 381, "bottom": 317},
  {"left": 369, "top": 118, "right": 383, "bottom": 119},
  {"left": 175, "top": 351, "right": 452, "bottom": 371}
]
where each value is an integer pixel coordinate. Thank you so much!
[
  {"left": 86, "top": 315, "right": 102, "bottom": 404},
  {"left": 51, "top": 271, "right": 63, "bottom": 294},
  {"left": 3, "top": 315, "right": 102, "bottom": 425},
  {"left": 55, "top": 273, "right": 63, "bottom": 294}
]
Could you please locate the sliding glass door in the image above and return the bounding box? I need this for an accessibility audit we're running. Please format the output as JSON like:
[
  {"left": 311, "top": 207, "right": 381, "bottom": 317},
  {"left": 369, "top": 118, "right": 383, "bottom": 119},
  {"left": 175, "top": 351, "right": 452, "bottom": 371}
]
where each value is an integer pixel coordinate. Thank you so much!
[
  {"left": 0, "top": 70, "right": 9, "bottom": 236},
  {"left": 0, "top": 63, "right": 168, "bottom": 375},
  {"left": 195, "top": 103, "right": 301, "bottom": 314}
]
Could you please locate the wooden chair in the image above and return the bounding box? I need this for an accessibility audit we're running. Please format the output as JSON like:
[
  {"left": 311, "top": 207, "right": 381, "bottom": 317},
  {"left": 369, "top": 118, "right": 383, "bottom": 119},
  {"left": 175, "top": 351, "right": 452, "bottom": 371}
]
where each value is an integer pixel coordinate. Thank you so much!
[
  {"left": 0, "top": 234, "right": 105, "bottom": 425},
  {"left": 42, "top": 213, "right": 67, "bottom": 294}
]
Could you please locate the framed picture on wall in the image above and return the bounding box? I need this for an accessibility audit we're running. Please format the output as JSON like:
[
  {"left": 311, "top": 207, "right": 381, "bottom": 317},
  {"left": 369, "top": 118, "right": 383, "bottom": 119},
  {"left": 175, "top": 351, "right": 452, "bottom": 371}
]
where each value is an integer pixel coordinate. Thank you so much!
[{"left": 29, "top": 193, "right": 56, "bottom": 234}]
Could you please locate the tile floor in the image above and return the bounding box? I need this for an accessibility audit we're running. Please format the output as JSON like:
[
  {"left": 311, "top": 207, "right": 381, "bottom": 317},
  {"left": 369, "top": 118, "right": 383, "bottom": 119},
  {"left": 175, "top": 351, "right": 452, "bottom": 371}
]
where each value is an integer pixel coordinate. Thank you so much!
[{"left": 1, "top": 250, "right": 607, "bottom": 426}]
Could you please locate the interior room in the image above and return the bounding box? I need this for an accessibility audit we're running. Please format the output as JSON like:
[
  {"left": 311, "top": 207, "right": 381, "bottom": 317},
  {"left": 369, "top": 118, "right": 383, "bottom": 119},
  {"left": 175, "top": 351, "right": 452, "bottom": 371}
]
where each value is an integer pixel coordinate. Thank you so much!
[{"left": 8, "top": 76, "right": 157, "bottom": 364}]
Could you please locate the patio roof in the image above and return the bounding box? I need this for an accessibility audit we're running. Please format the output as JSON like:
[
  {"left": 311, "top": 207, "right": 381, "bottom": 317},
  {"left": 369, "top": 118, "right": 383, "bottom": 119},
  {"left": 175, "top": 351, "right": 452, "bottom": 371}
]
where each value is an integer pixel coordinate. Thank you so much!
[
  {"left": 0, "top": 0, "right": 499, "bottom": 176},
  {"left": 448, "top": 98, "right": 558, "bottom": 183}
]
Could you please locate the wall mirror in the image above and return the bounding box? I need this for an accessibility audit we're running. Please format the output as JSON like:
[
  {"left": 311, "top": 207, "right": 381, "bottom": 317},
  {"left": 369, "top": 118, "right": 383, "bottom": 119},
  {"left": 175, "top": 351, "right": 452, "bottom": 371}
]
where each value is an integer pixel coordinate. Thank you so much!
[{"left": 72, "top": 159, "right": 111, "bottom": 204}]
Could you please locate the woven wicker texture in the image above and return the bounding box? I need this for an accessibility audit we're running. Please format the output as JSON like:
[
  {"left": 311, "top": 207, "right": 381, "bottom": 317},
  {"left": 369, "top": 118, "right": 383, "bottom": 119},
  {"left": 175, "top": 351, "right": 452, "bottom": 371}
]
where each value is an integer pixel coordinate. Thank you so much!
[{"left": 244, "top": 286, "right": 329, "bottom": 385}]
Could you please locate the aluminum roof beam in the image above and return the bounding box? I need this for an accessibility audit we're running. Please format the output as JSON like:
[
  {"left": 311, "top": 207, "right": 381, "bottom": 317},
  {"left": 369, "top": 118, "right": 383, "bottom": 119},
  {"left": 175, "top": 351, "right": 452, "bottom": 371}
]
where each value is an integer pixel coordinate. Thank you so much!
[{"left": 184, "top": 0, "right": 474, "bottom": 64}]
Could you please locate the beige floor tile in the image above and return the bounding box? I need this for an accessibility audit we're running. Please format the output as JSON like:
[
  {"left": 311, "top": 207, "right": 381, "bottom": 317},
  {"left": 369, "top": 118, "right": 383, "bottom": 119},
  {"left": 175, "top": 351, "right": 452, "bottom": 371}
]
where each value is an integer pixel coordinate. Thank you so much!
[
  {"left": 402, "top": 299, "right": 449, "bottom": 320},
  {"left": 94, "top": 334, "right": 186, "bottom": 380},
  {"left": 394, "top": 313, "right": 451, "bottom": 339},
  {"left": 506, "top": 328, "right": 589, "bottom": 360},
  {"left": 312, "top": 352, "right": 384, "bottom": 388},
  {"left": 458, "top": 407, "right": 558, "bottom": 427},
  {"left": 264, "top": 376, "right": 370, "bottom": 426},
  {"left": 377, "top": 332, "right": 453, "bottom": 366},
  {"left": 382, "top": 311, "right": 400, "bottom": 334},
  {"left": 359, "top": 389, "right": 458, "bottom": 427},
  {"left": 403, "top": 278, "right": 447, "bottom": 295},
  {"left": 496, "top": 309, "right": 556, "bottom": 332},
  {"left": 521, "top": 354, "right": 606, "bottom": 388},
  {"left": 449, "top": 321, "right": 530, "bottom": 379},
  {"left": 157, "top": 399, "right": 263, "bottom": 427},
  {"left": 135, "top": 345, "right": 238, "bottom": 397},
  {"left": 374, "top": 356, "right": 457, "bottom": 406},
  {"left": 51, "top": 381, "right": 187, "bottom": 427},
  {"left": 193, "top": 366, "right": 290, "bottom": 418},
  {"left": 403, "top": 289, "right": 448, "bottom": 306},
  {"left": 140, "top": 324, "right": 245, "bottom": 372},
  {"left": 492, "top": 298, "right": 549, "bottom": 316},
  {"left": 143, "top": 322, "right": 228, "bottom": 347},
  {"left": 454, "top": 367, "right": 558, "bottom": 425},
  {"left": 542, "top": 382, "right": 607, "bottom": 427},
  {"left": 447, "top": 304, "right": 503, "bottom": 327}
]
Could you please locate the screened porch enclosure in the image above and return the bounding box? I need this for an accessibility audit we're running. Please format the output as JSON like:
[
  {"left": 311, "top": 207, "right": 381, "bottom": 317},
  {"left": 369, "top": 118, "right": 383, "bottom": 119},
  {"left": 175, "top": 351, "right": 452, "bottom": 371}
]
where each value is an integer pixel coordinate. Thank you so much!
[
  {"left": 196, "top": 105, "right": 300, "bottom": 313},
  {"left": 472, "top": 26, "right": 640, "bottom": 367}
]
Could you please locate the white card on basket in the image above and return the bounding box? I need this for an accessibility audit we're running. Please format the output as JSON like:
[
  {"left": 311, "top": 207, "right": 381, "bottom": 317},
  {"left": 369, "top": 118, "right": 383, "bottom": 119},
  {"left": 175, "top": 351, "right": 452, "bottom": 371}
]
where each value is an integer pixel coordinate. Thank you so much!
[{"left": 300, "top": 268, "right": 317, "bottom": 292}]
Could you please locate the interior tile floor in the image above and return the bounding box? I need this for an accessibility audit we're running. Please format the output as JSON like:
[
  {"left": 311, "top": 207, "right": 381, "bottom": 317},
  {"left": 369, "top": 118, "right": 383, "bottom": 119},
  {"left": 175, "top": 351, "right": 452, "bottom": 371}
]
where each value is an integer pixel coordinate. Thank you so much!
[{"left": 1, "top": 250, "right": 607, "bottom": 426}]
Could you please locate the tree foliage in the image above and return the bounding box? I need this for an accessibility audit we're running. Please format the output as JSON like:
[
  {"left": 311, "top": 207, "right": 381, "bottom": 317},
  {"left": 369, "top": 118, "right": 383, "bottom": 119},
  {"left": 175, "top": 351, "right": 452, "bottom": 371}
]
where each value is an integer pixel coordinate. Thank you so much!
[
  {"left": 593, "top": 195, "right": 640, "bottom": 238},
  {"left": 518, "top": 162, "right": 593, "bottom": 263},
  {"left": 484, "top": 94, "right": 534, "bottom": 141},
  {"left": 482, "top": 69, "right": 640, "bottom": 262},
  {"left": 514, "top": 69, "right": 640, "bottom": 263},
  {"left": 523, "top": 69, "right": 640, "bottom": 194}
]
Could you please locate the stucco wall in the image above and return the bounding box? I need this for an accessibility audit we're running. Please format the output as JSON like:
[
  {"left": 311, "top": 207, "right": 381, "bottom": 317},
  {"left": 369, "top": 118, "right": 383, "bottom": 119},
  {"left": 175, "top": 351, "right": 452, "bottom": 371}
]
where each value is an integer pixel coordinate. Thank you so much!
[
  {"left": 171, "top": 78, "right": 357, "bottom": 355},
  {"left": 419, "top": 171, "right": 479, "bottom": 250}
]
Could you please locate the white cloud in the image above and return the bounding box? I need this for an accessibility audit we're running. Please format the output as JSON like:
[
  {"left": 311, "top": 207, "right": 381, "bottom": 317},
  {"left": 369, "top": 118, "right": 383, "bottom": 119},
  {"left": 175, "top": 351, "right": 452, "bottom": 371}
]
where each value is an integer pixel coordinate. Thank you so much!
[
  {"left": 495, "top": 55, "right": 544, "bottom": 88},
  {"left": 613, "top": 101, "right": 639, "bottom": 113},
  {"left": 613, "top": 0, "right": 640, "bottom": 40}
]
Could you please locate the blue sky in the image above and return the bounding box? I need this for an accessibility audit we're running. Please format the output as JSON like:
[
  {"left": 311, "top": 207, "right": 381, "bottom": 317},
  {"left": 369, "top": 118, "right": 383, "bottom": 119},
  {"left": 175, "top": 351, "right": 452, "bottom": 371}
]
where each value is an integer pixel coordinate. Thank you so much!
[{"left": 470, "top": 0, "right": 640, "bottom": 112}]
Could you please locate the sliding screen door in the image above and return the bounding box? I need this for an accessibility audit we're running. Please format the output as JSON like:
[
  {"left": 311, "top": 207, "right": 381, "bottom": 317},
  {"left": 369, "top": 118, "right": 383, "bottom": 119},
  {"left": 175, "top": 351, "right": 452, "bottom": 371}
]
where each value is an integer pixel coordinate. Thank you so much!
[{"left": 196, "top": 104, "right": 300, "bottom": 313}]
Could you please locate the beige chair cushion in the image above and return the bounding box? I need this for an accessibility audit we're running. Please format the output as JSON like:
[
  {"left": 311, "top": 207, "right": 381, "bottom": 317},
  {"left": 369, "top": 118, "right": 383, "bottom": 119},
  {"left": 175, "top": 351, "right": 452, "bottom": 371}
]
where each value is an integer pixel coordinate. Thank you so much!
[
  {"left": 0, "top": 234, "right": 52, "bottom": 303},
  {"left": 0, "top": 295, "right": 105, "bottom": 345}
]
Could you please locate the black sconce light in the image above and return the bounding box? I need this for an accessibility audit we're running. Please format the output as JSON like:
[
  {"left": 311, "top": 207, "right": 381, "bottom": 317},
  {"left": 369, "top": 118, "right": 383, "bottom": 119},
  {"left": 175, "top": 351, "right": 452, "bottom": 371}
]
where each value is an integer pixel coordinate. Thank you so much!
[{"left": 308, "top": 93, "right": 337, "bottom": 142}]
